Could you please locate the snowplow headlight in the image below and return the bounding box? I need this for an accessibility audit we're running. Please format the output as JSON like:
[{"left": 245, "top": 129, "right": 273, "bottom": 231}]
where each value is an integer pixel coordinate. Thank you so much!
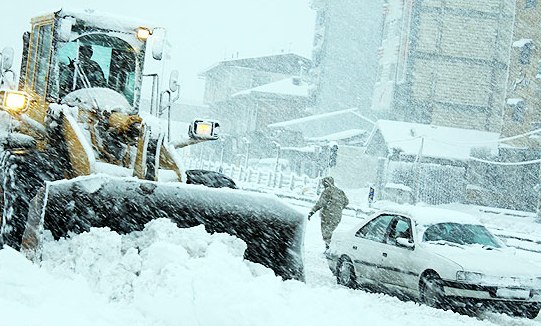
[
  {"left": 136, "top": 27, "right": 151, "bottom": 40},
  {"left": 0, "top": 90, "right": 29, "bottom": 114},
  {"left": 189, "top": 119, "right": 219, "bottom": 141}
]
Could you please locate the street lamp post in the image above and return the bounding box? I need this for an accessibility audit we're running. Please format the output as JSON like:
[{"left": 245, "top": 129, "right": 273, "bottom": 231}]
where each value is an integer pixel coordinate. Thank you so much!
[
  {"left": 243, "top": 137, "right": 251, "bottom": 170},
  {"left": 219, "top": 140, "right": 225, "bottom": 173},
  {"left": 273, "top": 141, "right": 281, "bottom": 173},
  {"left": 414, "top": 136, "right": 425, "bottom": 204}
]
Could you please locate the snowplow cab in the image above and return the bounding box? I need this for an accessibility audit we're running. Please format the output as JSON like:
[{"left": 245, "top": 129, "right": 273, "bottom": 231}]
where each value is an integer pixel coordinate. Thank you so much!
[
  {"left": 0, "top": 9, "right": 306, "bottom": 281},
  {"left": 19, "top": 9, "right": 157, "bottom": 124}
]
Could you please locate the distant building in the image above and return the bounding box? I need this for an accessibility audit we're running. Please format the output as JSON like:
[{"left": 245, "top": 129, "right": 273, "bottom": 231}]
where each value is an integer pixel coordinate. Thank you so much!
[
  {"left": 268, "top": 108, "right": 375, "bottom": 180},
  {"left": 199, "top": 53, "right": 312, "bottom": 165},
  {"left": 309, "top": 0, "right": 384, "bottom": 115},
  {"left": 199, "top": 53, "right": 311, "bottom": 135},
  {"left": 268, "top": 108, "right": 373, "bottom": 145},
  {"left": 372, "top": 0, "right": 515, "bottom": 132},
  {"left": 501, "top": 1, "right": 541, "bottom": 148},
  {"left": 365, "top": 120, "right": 502, "bottom": 206},
  {"left": 200, "top": 53, "right": 310, "bottom": 104},
  {"left": 365, "top": 120, "right": 500, "bottom": 163},
  {"left": 221, "top": 76, "right": 311, "bottom": 137}
]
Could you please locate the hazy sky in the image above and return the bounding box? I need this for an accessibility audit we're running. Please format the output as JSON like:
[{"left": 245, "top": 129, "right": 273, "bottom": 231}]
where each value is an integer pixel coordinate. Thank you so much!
[{"left": 0, "top": 0, "right": 316, "bottom": 101}]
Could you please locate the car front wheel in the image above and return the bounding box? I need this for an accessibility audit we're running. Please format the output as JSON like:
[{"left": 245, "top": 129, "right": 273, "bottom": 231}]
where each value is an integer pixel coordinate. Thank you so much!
[
  {"left": 336, "top": 256, "right": 356, "bottom": 289},
  {"left": 420, "top": 273, "right": 446, "bottom": 309}
]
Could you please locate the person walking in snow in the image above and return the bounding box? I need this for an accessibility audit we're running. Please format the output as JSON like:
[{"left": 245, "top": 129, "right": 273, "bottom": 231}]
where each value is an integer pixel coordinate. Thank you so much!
[{"left": 308, "top": 176, "right": 349, "bottom": 249}]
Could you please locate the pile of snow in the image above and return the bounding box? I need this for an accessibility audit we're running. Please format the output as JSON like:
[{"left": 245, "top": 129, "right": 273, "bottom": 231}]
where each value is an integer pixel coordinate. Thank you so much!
[{"left": 0, "top": 218, "right": 517, "bottom": 326}]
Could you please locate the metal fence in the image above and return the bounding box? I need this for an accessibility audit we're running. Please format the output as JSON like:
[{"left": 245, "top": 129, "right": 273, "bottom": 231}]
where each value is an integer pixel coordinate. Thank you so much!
[
  {"left": 186, "top": 158, "right": 321, "bottom": 194},
  {"left": 385, "top": 161, "right": 467, "bottom": 205}
]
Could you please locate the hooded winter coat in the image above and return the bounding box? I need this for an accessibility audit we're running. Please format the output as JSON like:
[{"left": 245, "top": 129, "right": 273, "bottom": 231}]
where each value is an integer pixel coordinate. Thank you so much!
[{"left": 309, "top": 176, "right": 349, "bottom": 246}]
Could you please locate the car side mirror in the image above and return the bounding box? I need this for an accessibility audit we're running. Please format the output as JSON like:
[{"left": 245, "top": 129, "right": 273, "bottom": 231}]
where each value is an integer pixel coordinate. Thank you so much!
[
  {"left": 396, "top": 237, "right": 415, "bottom": 250},
  {"left": 151, "top": 28, "right": 166, "bottom": 61},
  {"left": 169, "top": 70, "right": 179, "bottom": 92}
]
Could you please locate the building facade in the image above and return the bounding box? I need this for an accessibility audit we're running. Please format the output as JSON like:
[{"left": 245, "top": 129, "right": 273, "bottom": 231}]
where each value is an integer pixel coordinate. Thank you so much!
[
  {"left": 372, "top": 0, "right": 515, "bottom": 132},
  {"left": 201, "top": 53, "right": 310, "bottom": 104},
  {"left": 501, "top": 0, "right": 541, "bottom": 147},
  {"left": 309, "top": 0, "right": 384, "bottom": 115},
  {"left": 199, "top": 54, "right": 312, "bottom": 166}
]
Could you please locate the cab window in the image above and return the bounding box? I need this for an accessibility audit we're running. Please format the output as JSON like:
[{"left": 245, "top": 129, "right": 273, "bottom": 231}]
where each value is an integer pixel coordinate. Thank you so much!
[
  {"left": 355, "top": 214, "right": 393, "bottom": 243},
  {"left": 53, "top": 35, "right": 137, "bottom": 105},
  {"left": 32, "top": 24, "right": 53, "bottom": 96}
]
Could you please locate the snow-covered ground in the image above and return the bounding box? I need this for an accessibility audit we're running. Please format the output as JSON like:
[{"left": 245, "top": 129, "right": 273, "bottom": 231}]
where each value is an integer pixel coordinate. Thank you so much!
[{"left": 1, "top": 189, "right": 540, "bottom": 325}]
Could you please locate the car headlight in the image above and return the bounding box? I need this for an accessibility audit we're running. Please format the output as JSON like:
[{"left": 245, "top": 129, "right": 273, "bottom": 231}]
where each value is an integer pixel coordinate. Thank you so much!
[
  {"left": 456, "top": 271, "right": 484, "bottom": 283},
  {"left": 0, "top": 90, "right": 29, "bottom": 114}
]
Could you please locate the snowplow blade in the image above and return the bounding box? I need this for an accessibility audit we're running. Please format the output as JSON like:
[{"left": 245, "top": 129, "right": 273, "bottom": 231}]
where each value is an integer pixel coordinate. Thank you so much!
[{"left": 22, "top": 175, "right": 305, "bottom": 281}]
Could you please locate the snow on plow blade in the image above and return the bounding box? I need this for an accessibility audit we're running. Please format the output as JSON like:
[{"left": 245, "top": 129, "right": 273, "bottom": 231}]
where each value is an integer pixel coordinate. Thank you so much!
[{"left": 22, "top": 175, "right": 305, "bottom": 281}]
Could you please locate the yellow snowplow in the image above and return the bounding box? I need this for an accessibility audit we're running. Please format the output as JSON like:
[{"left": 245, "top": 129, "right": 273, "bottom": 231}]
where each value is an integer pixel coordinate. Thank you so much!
[{"left": 0, "top": 9, "right": 305, "bottom": 281}]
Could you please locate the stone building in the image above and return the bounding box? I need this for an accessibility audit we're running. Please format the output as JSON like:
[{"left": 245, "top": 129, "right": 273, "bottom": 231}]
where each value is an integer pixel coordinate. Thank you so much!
[
  {"left": 372, "top": 0, "right": 515, "bottom": 132},
  {"left": 501, "top": 0, "right": 541, "bottom": 148}
]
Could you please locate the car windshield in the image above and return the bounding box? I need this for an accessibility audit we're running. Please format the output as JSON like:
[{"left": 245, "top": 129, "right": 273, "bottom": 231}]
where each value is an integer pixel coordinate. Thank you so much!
[
  {"left": 54, "top": 34, "right": 137, "bottom": 105},
  {"left": 423, "top": 222, "right": 503, "bottom": 248}
]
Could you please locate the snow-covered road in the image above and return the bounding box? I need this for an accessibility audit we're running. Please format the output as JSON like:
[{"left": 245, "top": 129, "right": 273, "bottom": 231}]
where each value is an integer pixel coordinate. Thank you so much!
[{"left": 0, "top": 193, "right": 539, "bottom": 325}]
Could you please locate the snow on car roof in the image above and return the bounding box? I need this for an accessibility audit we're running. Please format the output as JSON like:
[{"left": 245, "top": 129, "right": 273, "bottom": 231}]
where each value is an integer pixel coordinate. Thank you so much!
[{"left": 375, "top": 203, "right": 482, "bottom": 226}]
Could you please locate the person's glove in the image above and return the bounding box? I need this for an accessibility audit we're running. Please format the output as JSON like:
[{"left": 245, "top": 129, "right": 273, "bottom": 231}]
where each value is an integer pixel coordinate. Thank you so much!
[{"left": 308, "top": 211, "right": 314, "bottom": 221}]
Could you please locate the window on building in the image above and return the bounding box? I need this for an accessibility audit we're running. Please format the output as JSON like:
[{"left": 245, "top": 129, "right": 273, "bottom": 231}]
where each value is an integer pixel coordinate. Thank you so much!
[
  {"left": 389, "top": 63, "right": 396, "bottom": 81},
  {"left": 510, "top": 100, "right": 526, "bottom": 122},
  {"left": 526, "top": 0, "right": 537, "bottom": 8},
  {"left": 520, "top": 42, "right": 534, "bottom": 65}
]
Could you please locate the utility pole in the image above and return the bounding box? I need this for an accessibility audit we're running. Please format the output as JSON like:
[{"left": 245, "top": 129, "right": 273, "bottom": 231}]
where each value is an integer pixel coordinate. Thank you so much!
[{"left": 537, "top": 161, "right": 541, "bottom": 220}]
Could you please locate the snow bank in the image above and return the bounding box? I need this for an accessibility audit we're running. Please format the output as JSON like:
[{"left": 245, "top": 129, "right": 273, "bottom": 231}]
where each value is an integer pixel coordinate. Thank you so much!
[{"left": 0, "top": 219, "right": 512, "bottom": 326}]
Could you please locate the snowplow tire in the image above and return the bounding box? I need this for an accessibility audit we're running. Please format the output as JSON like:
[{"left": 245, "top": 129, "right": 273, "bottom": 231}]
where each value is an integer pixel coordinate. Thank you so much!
[{"left": 0, "top": 150, "right": 50, "bottom": 250}]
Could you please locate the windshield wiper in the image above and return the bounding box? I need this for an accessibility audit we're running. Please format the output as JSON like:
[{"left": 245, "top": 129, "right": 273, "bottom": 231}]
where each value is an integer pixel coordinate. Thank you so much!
[{"left": 426, "top": 240, "right": 464, "bottom": 248}]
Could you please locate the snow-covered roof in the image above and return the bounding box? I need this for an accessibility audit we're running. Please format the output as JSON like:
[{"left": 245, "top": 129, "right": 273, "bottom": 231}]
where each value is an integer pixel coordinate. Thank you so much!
[
  {"left": 269, "top": 108, "right": 363, "bottom": 128},
  {"left": 200, "top": 53, "right": 310, "bottom": 76},
  {"left": 306, "top": 129, "right": 366, "bottom": 142},
  {"left": 281, "top": 145, "right": 318, "bottom": 153},
  {"left": 512, "top": 39, "right": 533, "bottom": 48},
  {"left": 232, "top": 77, "right": 309, "bottom": 98},
  {"left": 506, "top": 98, "right": 524, "bottom": 106},
  {"left": 373, "top": 120, "right": 500, "bottom": 161}
]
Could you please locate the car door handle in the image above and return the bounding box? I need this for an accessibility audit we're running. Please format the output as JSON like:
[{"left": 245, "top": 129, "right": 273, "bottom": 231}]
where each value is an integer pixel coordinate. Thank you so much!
[
  {"left": 382, "top": 252, "right": 387, "bottom": 257},
  {"left": 353, "top": 246, "right": 357, "bottom": 250}
]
